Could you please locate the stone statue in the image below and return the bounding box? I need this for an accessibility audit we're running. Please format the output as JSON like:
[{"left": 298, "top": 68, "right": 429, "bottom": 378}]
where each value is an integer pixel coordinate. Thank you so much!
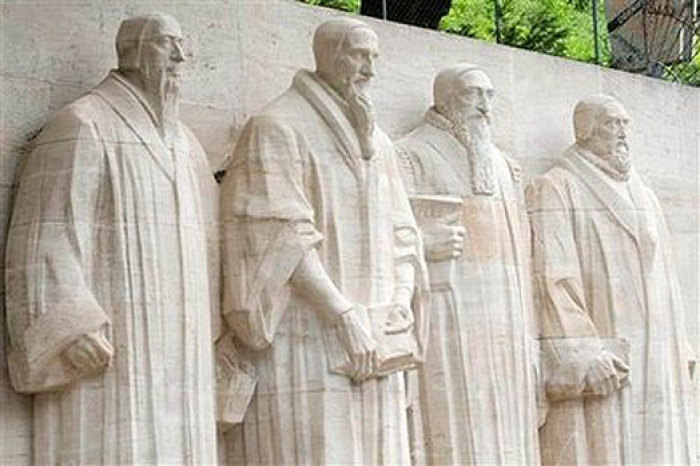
[
  {"left": 4, "top": 13, "right": 219, "bottom": 464},
  {"left": 527, "top": 95, "right": 697, "bottom": 465},
  {"left": 220, "top": 17, "right": 429, "bottom": 465},
  {"left": 396, "top": 64, "right": 540, "bottom": 464}
]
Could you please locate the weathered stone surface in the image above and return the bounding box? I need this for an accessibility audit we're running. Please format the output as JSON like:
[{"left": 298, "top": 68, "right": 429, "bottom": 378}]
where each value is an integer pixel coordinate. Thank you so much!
[
  {"left": 220, "top": 18, "right": 429, "bottom": 464},
  {"left": 3, "top": 12, "right": 218, "bottom": 464},
  {"left": 396, "top": 64, "right": 540, "bottom": 464},
  {"left": 528, "top": 95, "right": 696, "bottom": 464},
  {"left": 1, "top": 1, "right": 697, "bottom": 464}
]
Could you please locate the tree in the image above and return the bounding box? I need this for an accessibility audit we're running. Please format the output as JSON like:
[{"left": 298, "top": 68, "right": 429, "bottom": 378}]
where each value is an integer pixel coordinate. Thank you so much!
[
  {"left": 303, "top": 0, "right": 359, "bottom": 12},
  {"left": 297, "top": 0, "right": 698, "bottom": 86}
]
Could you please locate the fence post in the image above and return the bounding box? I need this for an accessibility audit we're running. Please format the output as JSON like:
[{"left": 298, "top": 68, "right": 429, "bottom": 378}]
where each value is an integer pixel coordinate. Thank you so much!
[
  {"left": 494, "top": 0, "right": 503, "bottom": 43},
  {"left": 593, "top": 0, "right": 601, "bottom": 64}
]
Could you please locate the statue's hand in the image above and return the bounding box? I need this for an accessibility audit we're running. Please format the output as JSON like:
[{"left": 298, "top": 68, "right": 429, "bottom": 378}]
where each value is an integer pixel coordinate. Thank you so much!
[
  {"left": 422, "top": 223, "right": 466, "bottom": 262},
  {"left": 384, "top": 303, "right": 414, "bottom": 334},
  {"left": 337, "top": 304, "right": 376, "bottom": 382},
  {"left": 585, "top": 350, "right": 629, "bottom": 396},
  {"left": 63, "top": 331, "right": 114, "bottom": 376}
]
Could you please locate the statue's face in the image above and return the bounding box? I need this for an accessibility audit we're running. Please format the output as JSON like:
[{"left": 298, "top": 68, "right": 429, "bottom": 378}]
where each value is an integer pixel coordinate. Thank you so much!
[
  {"left": 139, "top": 16, "right": 186, "bottom": 83},
  {"left": 592, "top": 101, "right": 629, "bottom": 149},
  {"left": 452, "top": 70, "right": 494, "bottom": 125},
  {"left": 335, "top": 27, "right": 379, "bottom": 94}
]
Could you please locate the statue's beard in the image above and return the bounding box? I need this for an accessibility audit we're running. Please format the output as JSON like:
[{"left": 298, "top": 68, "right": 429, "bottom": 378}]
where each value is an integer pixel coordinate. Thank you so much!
[
  {"left": 602, "top": 140, "right": 631, "bottom": 178},
  {"left": 580, "top": 137, "right": 631, "bottom": 182},
  {"left": 444, "top": 107, "right": 496, "bottom": 195},
  {"left": 341, "top": 78, "right": 376, "bottom": 160},
  {"left": 141, "top": 61, "right": 181, "bottom": 141}
]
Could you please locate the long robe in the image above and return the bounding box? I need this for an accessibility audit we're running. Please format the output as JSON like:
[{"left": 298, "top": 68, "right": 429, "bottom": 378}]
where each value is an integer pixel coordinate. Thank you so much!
[
  {"left": 5, "top": 71, "right": 218, "bottom": 464},
  {"left": 220, "top": 69, "right": 428, "bottom": 465},
  {"left": 396, "top": 112, "right": 540, "bottom": 464},
  {"left": 527, "top": 145, "right": 697, "bottom": 465}
]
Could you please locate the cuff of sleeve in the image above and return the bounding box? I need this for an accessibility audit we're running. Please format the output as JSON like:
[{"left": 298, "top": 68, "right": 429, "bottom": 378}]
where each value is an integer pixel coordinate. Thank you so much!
[
  {"left": 227, "top": 222, "right": 322, "bottom": 350},
  {"left": 541, "top": 336, "right": 629, "bottom": 401},
  {"left": 11, "top": 299, "right": 109, "bottom": 393},
  {"left": 541, "top": 337, "right": 602, "bottom": 401}
]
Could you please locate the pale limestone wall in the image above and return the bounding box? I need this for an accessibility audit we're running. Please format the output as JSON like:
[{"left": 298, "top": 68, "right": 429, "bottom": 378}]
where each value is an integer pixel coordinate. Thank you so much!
[{"left": 1, "top": 1, "right": 697, "bottom": 463}]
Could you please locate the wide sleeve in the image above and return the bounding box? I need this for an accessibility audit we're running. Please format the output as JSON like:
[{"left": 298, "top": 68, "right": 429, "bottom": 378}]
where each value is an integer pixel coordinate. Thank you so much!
[
  {"left": 5, "top": 107, "right": 111, "bottom": 393},
  {"left": 526, "top": 175, "right": 598, "bottom": 339},
  {"left": 221, "top": 115, "right": 322, "bottom": 351},
  {"left": 526, "top": 174, "right": 602, "bottom": 399}
]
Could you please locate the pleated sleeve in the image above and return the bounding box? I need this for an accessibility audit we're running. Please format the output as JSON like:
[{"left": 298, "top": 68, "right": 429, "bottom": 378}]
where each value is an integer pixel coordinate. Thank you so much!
[
  {"left": 5, "top": 106, "right": 111, "bottom": 393},
  {"left": 221, "top": 115, "right": 322, "bottom": 351}
]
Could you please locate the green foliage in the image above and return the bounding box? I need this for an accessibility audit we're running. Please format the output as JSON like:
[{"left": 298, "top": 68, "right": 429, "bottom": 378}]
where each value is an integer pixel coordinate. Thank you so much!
[
  {"left": 441, "top": 0, "right": 610, "bottom": 63},
  {"left": 297, "top": 0, "right": 695, "bottom": 86},
  {"left": 664, "top": 61, "right": 700, "bottom": 86},
  {"left": 303, "top": 0, "right": 359, "bottom": 13},
  {"left": 663, "top": 42, "right": 700, "bottom": 87},
  {"left": 566, "top": 0, "right": 592, "bottom": 13},
  {"left": 498, "top": 0, "right": 570, "bottom": 56},
  {"left": 441, "top": 0, "right": 495, "bottom": 38}
]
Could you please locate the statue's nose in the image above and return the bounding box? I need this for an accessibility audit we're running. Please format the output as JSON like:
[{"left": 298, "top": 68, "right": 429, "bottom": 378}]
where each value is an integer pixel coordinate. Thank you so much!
[{"left": 172, "top": 42, "right": 186, "bottom": 62}]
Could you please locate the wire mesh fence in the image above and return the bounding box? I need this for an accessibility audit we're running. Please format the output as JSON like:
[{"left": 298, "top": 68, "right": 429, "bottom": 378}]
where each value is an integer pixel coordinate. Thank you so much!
[{"left": 300, "top": 0, "right": 700, "bottom": 86}]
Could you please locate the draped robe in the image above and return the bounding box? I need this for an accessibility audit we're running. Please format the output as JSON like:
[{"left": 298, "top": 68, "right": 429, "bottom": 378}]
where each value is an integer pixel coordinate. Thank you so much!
[
  {"left": 5, "top": 71, "right": 218, "bottom": 464},
  {"left": 527, "top": 146, "right": 697, "bottom": 465},
  {"left": 220, "top": 69, "right": 428, "bottom": 465},
  {"left": 396, "top": 112, "right": 540, "bottom": 465}
]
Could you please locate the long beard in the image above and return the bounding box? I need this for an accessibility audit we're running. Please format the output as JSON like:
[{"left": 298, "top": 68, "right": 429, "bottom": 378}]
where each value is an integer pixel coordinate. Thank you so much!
[
  {"left": 580, "top": 139, "right": 631, "bottom": 182},
  {"left": 444, "top": 108, "right": 495, "bottom": 195},
  {"left": 343, "top": 80, "right": 376, "bottom": 160},
  {"left": 603, "top": 141, "right": 631, "bottom": 179},
  {"left": 141, "top": 62, "right": 181, "bottom": 142}
]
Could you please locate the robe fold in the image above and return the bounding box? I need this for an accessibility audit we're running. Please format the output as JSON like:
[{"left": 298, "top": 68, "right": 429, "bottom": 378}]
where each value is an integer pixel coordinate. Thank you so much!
[
  {"left": 527, "top": 145, "right": 697, "bottom": 465},
  {"left": 5, "top": 71, "right": 218, "bottom": 464},
  {"left": 396, "top": 112, "right": 540, "bottom": 465},
  {"left": 221, "top": 69, "right": 428, "bottom": 465}
]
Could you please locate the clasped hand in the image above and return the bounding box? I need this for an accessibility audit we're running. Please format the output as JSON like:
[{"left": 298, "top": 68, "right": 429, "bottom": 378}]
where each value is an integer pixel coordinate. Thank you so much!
[
  {"left": 585, "top": 350, "right": 629, "bottom": 396},
  {"left": 422, "top": 222, "right": 466, "bottom": 262},
  {"left": 62, "top": 331, "right": 114, "bottom": 376},
  {"left": 337, "top": 304, "right": 377, "bottom": 382}
]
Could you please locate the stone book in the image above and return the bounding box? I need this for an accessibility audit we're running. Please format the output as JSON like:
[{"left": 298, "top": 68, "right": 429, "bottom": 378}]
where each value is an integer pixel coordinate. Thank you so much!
[
  {"left": 325, "top": 303, "right": 422, "bottom": 378},
  {"left": 409, "top": 194, "right": 463, "bottom": 289}
]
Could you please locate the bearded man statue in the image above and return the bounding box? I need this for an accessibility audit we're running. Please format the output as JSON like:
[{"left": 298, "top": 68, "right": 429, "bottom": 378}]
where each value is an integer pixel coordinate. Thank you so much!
[
  {"left": 219, "top": 17, "right": 428, "bottom": 465},
  {"left": 5, "top": 13, "right": 219, "bottom": 464},
  {"left": 527, "top": 95, "right": 697, "bottom": 465},
  {"left": 396, "top": 64, "right": 540, "bottom": 464}
]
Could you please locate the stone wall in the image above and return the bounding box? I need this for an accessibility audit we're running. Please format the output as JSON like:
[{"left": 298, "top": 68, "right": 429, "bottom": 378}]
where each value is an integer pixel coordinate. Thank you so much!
[{"left": 1, "top": 1, "right": 697, "bottom": 462}]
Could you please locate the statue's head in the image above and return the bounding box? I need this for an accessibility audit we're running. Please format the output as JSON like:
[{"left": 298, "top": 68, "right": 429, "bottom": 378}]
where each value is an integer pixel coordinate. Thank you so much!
[
  {"left": 433, "top": 64, "right": 494, "bottom": 128},
  {"left": 313, "top": 17, "right": 379, "bottom": 100},
  {"left": 117, "top": 13, "right": 185, "bottom": 82},
  {"left": 313, "top": 18, "right": 379, "bottom": 159},
  {"left": 116, "top": 13, "right": 185, "bottom": 128},
  {"left": 574, "top": 95, "right": 630, "bottom": 176}
]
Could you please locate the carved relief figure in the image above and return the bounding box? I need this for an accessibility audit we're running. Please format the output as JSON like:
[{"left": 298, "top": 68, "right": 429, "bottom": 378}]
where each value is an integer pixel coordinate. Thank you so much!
[
  {"left": 396, "top": 64, "right": 540, "bottom": 464},
  {"left": 5, "top": 14, "right": 219, "bottom": 464},
  {"left": 220, "top": 17, "right": 429, "bottom": 465},
  {"left": 527, "top": 95, "right": 697, "bottom": 464}
]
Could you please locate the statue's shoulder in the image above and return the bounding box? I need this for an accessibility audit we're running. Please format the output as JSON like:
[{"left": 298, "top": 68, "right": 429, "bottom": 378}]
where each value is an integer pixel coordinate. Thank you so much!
[
  {"left": 237, "top": 91, "right": 308, "bottom": 145},
  {"left": 395, "top": 123, "right": 440, "bottom": 160},
  {"left": 37, "top": 92, "right": 105, "bottom": 145},
  {"left": 526, "top": 158, "right": 581, "bottom": 211},
  {"left": 260, "top": 85, "right": 312, "bottom": 123}
]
